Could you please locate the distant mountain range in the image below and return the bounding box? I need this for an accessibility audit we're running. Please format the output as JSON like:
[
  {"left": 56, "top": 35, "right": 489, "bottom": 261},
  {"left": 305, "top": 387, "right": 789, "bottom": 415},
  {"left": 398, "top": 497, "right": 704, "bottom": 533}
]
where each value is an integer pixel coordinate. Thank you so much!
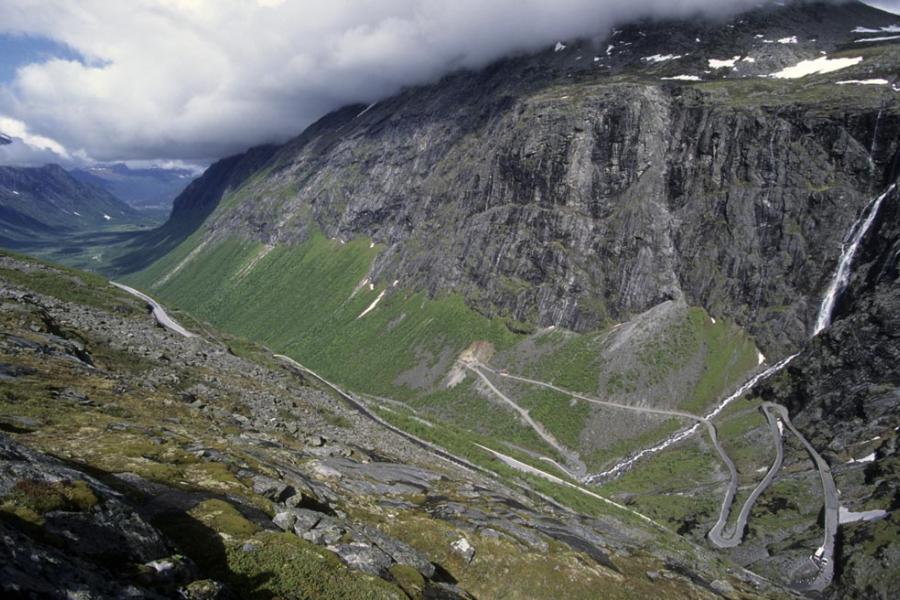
[
  {"left": 0, "top": 164, "right": 152, "bottom": 248},
  {"left": 70, "top": 163, "right": 197, "bottom": 211},
  {"left": 0, "top": 129, "right": 197, "bottom": 212}
]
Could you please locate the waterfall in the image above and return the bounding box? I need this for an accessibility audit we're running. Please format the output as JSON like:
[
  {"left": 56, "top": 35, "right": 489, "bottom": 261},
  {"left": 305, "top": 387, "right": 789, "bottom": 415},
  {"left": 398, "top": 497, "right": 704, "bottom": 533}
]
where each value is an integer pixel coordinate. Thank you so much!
[{"left": 813, "top": 184, "right": 896, "bottom": 336}]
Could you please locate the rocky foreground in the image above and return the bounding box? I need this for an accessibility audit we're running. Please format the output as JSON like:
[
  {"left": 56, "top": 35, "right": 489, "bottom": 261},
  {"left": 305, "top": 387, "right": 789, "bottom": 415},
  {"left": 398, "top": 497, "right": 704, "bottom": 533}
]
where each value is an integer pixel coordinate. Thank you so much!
[{"left": 0, "top": 252, "right": 789, "bottom": 599}]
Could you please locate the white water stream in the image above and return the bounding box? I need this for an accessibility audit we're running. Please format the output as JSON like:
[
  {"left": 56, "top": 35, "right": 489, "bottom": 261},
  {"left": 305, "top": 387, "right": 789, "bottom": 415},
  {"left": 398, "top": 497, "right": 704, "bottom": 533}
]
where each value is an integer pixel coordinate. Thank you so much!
[
  {"left": 814, "top": 184, "right": 896, "bottom": 335},
  {"left": 586, "top": 354, "right": 796, "bottom": 483}
]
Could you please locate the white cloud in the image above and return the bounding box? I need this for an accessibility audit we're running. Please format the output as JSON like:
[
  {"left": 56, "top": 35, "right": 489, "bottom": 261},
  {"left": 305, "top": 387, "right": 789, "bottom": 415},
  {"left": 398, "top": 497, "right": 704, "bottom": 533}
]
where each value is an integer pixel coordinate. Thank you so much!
[
  {"left": 0, "top": 116, "right": 71, "bottom": 160},
  {"left": 0, "top": 1, "right": 892, "bottom": 164}
]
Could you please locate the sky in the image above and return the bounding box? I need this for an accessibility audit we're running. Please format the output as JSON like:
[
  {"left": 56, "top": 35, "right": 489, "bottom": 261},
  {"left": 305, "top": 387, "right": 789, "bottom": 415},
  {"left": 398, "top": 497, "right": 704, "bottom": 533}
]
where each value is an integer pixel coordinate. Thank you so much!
[{"left": 0, "top": 0, "right": 897, "bottom": 170}]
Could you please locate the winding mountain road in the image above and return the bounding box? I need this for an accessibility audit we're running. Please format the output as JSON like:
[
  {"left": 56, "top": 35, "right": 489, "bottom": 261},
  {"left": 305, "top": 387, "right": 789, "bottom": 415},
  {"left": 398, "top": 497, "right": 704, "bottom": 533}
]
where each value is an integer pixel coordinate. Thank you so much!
[
  {"left": 470, "top": 362, "right": 747, "bottom": 539},
  {"left": 466, "top": 364, "right": 587, "bottom": 479},
  {"left": 111, "top": 282, "right": 196, "bottom": 338},
  {"left": 708, "top": 405, "right": 784, "bottom": 547},
  {"left": 764, "top": 402, "right": 837, "bottom": 592},
  {"left": 475, "top": 361, "right": 836, "bottom": 588},
  {"left": 273, "top": 353, "right": 491, "bottom": 478}
]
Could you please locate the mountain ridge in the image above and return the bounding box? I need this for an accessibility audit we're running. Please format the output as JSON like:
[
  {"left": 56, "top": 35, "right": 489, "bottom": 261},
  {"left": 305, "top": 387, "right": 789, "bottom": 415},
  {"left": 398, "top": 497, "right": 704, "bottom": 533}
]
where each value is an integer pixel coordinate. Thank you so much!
[
  {"left": 70, "top": 163, "right": 197, "bottom": 211},
  {"left": 0, "top": 164, "right": 148, "bottom": 237},
  {"left": 132, "top": 0, "right": 900, "bottom": 357}
]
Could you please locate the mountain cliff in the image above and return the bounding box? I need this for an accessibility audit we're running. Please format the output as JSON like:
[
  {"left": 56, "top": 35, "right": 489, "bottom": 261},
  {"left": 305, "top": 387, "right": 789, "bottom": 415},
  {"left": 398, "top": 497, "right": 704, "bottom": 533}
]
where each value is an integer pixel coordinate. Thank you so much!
[{"left": 133, "top": 0, "right": 899, "bottom": 356}]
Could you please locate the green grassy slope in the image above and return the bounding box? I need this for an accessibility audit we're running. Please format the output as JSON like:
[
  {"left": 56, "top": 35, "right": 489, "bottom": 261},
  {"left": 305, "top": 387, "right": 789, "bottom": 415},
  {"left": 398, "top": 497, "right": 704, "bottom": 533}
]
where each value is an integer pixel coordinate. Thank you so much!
[{"left": 127, "top": 232, "right": 520, "bottom": 397}]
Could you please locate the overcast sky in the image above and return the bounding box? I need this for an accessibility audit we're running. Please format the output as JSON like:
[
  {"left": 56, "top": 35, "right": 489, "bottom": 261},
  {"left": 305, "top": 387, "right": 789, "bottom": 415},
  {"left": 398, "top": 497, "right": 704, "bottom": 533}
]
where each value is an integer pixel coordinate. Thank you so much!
[{"left": 0, "top": 0, "right": 897, "bottom": 169}]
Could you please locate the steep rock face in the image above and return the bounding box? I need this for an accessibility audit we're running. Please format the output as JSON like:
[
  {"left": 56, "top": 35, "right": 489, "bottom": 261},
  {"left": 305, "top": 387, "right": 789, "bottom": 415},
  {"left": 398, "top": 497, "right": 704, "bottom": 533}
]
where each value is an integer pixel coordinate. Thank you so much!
[
  {"left": 755, "top": 181, "right": 900, "bottom": 600},
  {"left": 137, "top": 2, "right": 899, "bottom": 359},
  {"left": 108, "top": 145, "right": 278, "bottom": 275},
  {"left": 198, "top": 78, "right": 896, "bottom": 356},
  {"left": 757, "top": 181, "right": 900, "bottom": 443}
]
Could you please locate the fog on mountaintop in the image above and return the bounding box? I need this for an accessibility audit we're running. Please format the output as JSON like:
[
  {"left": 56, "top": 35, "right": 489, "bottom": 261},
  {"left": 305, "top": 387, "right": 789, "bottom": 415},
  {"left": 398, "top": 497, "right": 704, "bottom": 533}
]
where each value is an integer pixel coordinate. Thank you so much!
[{"left": 0, "top": 0, "right": 887, "bottom": 166}]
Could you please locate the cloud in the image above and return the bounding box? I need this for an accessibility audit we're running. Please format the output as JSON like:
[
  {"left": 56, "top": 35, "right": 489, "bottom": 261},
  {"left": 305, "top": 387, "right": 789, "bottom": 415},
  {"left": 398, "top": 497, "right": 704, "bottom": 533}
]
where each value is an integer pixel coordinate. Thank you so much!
[
  {"left": 0, "top": 1, "right": 890, "bottom": 164},
  {"left": 0, "top": 115, "right": 81, "bottom": 166}
]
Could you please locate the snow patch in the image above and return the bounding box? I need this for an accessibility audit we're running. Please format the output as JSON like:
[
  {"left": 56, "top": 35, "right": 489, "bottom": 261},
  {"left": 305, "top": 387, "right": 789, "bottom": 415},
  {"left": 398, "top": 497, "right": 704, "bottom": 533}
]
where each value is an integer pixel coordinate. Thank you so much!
[
  {"left": 12, "top": 190, "right": 19, "bottom": 195},
  {"left": 368, "top": 283, "right": 375, "bottom": 291},
  {"left": 103, "top": 214, "right": 111, "bottom": 221},
  {"left": 848, "top": 452, "right": 876, "bottom": 464},
  {"left": 350, "top": 277, "right": 369, "bottom": 299},
  {"left": 769, "top": 56, "right": 863, "bottom": 79},
  {"left": 757, "top": 351, "right": 766, "bottom": 365},
  {"left": 741, "top": 56, "right": 756, "bottom": 63},
  {"left": 554, "top": 42, "right": 566, "bottom": 52},
  {"left": 855, "top": 34, "right": 900, "bottom": 43},
  {"left": 709, "top": 56, "right": 741, "bottom": 69},
  {"left": 357, "top": 290, "right": 386, "bottom": 319},
  {"left": 392, "top": 279, "right": 399, "bottom": 287},
  {"left": 836, "top": 79, "right": 889, "bottom": 85},
  {"left": 369, "top": 241, "right": 375, "bottom": 248},
  {"left": 662, "top": 75, "right": 701, "bottom": 81},
  {"left": 356, "top": 103, "right": 376, "bottom": 118},
  {"left": 854, "top": 25, "right": 900, "bottom": 33},
  {"left": 777, "top": 36, "right": 798, "bottom": 44},
  {"left": 710, "top": 317, "right": 716, "bottom": 324},
  {"left": 642, "top": 54, "right": 682, "bottom": 63},
  {"left": 839, "top": 506, "right": 888, "bottom": 525},
  {"left": 606, "top": 44, "right": 614, "bottom": 56}
]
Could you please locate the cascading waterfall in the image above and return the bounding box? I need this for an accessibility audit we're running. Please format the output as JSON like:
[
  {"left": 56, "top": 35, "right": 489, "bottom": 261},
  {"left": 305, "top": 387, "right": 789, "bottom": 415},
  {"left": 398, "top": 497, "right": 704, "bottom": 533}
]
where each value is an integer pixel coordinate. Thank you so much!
[
  {"left": 814, "top": 184, "right": 896, "bottom": 335},
  {"left": 591, "top": 184, "right": 896, "bottom": 483}
]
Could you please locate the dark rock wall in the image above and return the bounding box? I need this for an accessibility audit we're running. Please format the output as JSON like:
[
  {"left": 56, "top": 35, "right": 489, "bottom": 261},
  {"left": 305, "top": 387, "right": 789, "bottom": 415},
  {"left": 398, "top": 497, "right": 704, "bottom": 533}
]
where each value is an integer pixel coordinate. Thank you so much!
[{"left": 194, "top": 76, "right": 897, "bottom": 356}]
